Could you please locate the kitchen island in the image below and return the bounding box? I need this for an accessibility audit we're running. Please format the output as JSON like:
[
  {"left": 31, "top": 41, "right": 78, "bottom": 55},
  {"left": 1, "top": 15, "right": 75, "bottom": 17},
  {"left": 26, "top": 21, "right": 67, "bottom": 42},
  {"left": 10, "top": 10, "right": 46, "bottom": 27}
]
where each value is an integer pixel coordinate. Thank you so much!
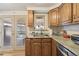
[
  {"left": 25, "top": 37, "right": 57, "bottom": 56},
  {"left": 25, "top": 36, "right": 79, "bottom": 56}
]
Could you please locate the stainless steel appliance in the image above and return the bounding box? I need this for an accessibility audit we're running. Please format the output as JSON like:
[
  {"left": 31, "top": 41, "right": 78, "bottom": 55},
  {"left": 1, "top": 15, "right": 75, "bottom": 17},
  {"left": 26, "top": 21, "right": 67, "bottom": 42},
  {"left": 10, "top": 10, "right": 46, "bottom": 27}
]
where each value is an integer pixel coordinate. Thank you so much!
[
  {"left": 57, "top": 43, "right": 77, "bottom": 56},
  {"left": 71, "top": 34, "right": 79, "bottom": 45}
]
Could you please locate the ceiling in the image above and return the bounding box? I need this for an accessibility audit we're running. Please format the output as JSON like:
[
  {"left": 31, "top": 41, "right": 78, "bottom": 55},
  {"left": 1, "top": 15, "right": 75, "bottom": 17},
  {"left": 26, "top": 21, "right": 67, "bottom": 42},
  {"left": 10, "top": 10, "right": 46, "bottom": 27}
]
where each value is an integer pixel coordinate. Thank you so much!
[{"left": 0, "top": 3, "right": 60, "bottom": 11}]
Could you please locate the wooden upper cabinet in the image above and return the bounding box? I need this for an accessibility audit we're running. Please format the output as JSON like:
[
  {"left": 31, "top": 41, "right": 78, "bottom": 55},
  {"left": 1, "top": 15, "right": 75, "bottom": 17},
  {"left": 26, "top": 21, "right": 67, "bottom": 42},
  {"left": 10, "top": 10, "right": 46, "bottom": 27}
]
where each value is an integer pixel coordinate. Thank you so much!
[
  {"left": 28, "top": 10, "right": 34, "bottom": 27},
  {"left": 52, "top": 9, "right": 57, "bottom": 26},
  {"left": 73, "top": 3, "right": 76, "bottom": 19},
  {"left": 76, "top": 4, "right": 79, "bottom": 19},
  {"left": 48, "top": 8, "right": 59, "bottom": 26},
  {"left": 59, "top": 3, "right": 72, "bottom": 25},
  {"left": 73, "top": 3, "right": 79, "bottom": 22}
]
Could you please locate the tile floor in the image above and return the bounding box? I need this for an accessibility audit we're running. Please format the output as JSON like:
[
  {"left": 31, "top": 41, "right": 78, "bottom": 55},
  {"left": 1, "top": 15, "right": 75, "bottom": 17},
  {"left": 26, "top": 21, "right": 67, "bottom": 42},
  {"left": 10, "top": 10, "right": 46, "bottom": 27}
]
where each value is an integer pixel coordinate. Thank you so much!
[{"left": 0, "top": 50, "right": 25, "bottom": 56}]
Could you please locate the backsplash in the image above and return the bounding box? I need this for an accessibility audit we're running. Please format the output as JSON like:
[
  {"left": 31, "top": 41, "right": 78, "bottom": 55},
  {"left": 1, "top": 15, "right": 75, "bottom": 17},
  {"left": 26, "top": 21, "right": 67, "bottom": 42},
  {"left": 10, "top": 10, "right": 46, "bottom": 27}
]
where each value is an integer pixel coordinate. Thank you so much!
[
  {"left": 63, "top": 24, "right": 79, "bottom": 35},
  {"left": 51, "top": 26, "right": 62, "bottom": 35}
]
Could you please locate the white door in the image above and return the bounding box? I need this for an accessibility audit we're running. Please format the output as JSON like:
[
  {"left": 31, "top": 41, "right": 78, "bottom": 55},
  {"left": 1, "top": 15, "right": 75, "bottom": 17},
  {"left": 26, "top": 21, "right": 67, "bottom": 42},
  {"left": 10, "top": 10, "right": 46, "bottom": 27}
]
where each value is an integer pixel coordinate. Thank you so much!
[
  {"left": 14, "top": 15, "right": 27, "bottom": 50},
  {"left": 1, "top": 16, "right": 14, "bottom": 51},
  {"left": 0, "top": 18, "right": 3, "bottom": 51},
  {"left": 0, "top": 15, "right": 27, "bottom": 51}
]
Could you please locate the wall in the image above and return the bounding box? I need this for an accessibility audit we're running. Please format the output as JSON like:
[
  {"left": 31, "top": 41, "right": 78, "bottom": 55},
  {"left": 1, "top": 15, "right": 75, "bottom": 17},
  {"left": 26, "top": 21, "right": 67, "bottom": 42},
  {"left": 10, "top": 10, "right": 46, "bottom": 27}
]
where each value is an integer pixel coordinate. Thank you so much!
[
  {"left": 34, "top": 13, "right": 48, "bottom": 29},
  {"left": 0, "top": 11, "right": 27, "bottom": 15},
  {"left": 52, "top": 26, "right": 62, "bottom": 35},
  {"left": 27, "top": 13, "right": 51, "bottom": 37},
  {"left": 63, "top": 24, "right": 79, "bottom": 35}
]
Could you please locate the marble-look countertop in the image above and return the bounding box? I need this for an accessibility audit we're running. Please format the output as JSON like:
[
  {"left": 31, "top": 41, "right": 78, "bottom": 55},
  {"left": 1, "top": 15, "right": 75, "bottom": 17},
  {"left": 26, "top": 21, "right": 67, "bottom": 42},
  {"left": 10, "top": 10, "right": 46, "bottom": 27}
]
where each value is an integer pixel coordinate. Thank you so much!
[
  {"left": 51, "top": 35, "right": 79, "bottom": 56},
  {"left": 25, "top": 36, "right": 51, "bottom": 39}
]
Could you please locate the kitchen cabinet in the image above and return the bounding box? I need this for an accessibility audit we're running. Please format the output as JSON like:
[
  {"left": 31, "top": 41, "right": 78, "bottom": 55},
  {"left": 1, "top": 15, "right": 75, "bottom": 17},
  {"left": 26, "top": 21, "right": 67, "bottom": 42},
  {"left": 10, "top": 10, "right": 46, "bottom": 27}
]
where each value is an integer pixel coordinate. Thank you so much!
[
  {"left": 31, "top": 43, "right": 41, "bottom": 56},
  {"left": 42, "top": 39, "right": 52, "bottom": 56},
  {"left": 76, "top": 4, "right": 79, "bottom": 19},
  {"left": 52, "top": 39, "right": 57, "bottom": 55},
  {"left": 52, "top": 8, "right": 59, "bottom": 26},
  {"left": 42, "top": 43, "right": 52, "bottom": 56},
  {"left": 48, "top": 3, "right": 79, "bottom": 26},
  {"left": 31, "top": 39, "right": 41, "bottom": 56},
  {"left": 73, "top": 3, "right": 79, "bottom": 23},
  {"left": 49, "top": 8, "right": 59, "bottom": 26},
  {"left": 28, "top": 10, "right": 34, "bottom": 27},
  {"left": 25, "top": 38, "right": 56, "bottom": 56},
  {"left": 59, "top": 3, "right": 72, "bottom": 25},
  {"left": 48, "top": 10, "right": 52, "bottom": 26},
  {"left": 25, "top": 39, "right": 31, "bottom": 56}
]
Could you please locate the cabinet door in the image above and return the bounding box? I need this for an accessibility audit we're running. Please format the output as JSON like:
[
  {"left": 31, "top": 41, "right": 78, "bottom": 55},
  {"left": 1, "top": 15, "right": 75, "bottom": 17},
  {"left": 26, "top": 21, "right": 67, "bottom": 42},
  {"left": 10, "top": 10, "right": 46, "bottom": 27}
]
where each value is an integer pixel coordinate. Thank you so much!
[
  {"left": 73, "top": 3, "right": 77, "bottom": 19},
  {"left": 51, "top": 9, "right": 59, "bottom": 26},
  {"left": 75, "top": 3, "right": 79, "bottom": 22},
  {"left": 60, "top": 4, "right": 72, "bottom": 25},
  {"left": 42, "top": 43, "right": 52, "bottom": 56},
  {"left": 52, "top": 39, "right": 56, "bottom": 56},
  {"left": 76, "top": 3, "right": 79, "bottom": 18},
  {"left": 73, "top": 3, "right": 79, "bottom": 22},
  {"left": 52, "top": 10, "right": 57, "bottom": 26},
  {"left": 31, "top": 42, "right": 41, "bottom": 56},
  {"left": 59, "top": 5, "right": 63, "bottom": 25},
  {"left": 28, "top": 10, "right": 34, "bottom": 27}
]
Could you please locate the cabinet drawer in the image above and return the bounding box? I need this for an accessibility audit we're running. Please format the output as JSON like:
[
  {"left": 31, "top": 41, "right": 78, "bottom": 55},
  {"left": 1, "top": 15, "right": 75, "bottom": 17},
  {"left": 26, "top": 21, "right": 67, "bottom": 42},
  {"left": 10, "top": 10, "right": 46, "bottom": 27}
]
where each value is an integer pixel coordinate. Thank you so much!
[
  {"left": 42, "top": 38, "right": 52, "bottom": 43},
  {"left": 31, "top": 38, "right": 41, "bottom": 43}
]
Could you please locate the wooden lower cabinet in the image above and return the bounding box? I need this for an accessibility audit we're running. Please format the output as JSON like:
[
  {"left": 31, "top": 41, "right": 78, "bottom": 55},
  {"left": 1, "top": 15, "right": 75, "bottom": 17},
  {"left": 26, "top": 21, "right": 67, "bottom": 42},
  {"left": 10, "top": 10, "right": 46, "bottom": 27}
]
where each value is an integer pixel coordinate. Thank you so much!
[
  {"left": 52, "top": 39, "right": 57, "bottom": 56},
  {"left": 25, "top": 39, "right": 31, "bottom": 56},
  {"left": 42, "top": 42, "right": 52, "bottom": 56},
  {"left": 25, "top": 38, "right": 57, "bottom": 56},
  {"left": 31, "top": 43, "right": 41, "bottom": 56}
]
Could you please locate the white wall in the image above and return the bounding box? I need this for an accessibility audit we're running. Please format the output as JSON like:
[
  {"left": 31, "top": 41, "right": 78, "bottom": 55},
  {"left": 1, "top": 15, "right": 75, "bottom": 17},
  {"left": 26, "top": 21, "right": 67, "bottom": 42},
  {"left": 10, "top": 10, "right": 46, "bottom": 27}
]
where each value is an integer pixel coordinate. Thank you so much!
[
  {"left": 63, "top": 24, "right": 79, "bottom": 35},
  {"left": 0, "top": 11, "right": 27, "bottom": 15}
]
